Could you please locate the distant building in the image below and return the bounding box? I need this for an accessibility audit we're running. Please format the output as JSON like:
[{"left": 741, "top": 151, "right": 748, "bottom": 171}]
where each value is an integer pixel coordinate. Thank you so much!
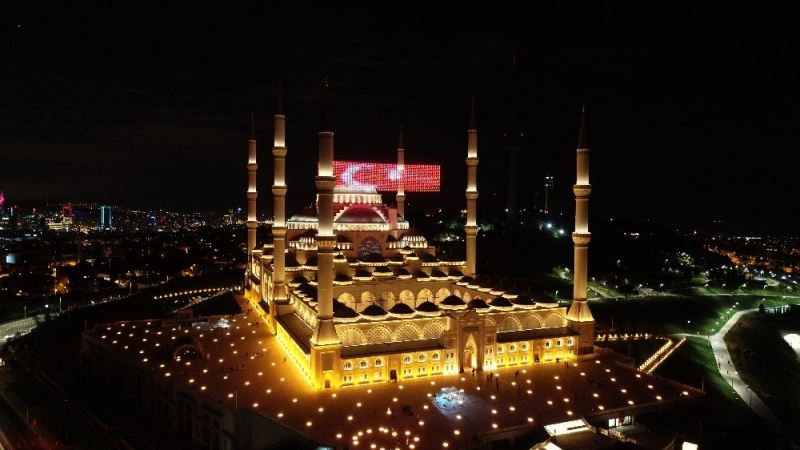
[
  {"left": 99, "top": 205, "right": 113, "bottom": 231},
  {"left": 543, "top": 175, "right": 554, "bottom": 213}
]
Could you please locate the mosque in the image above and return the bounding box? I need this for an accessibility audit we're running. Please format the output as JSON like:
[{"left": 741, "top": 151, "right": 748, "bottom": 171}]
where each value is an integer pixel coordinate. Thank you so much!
[{"left": 245, "top": 82, "right": 595, "bottom": 390}]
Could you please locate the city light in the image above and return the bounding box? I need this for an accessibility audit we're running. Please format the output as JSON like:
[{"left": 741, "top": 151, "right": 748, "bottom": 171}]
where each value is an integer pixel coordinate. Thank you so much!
[{"left": 333, "top": 161, "right": 441, "bottom": 192}]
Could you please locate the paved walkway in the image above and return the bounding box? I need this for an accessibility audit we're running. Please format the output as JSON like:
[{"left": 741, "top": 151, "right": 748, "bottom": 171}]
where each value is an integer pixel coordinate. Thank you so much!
[{"left": 707, "top": 309, "right": 783, "bottom": 429}]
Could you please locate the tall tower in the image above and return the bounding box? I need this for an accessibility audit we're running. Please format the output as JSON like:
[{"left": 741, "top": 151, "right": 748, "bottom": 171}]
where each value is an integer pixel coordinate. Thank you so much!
[
  {"left": 246, "top": 113, "right": 258, "bottom": 258},
  {"left": 271, "top": 82, "right": 288, "bottom": 304},
  {"left": 566, "top": 105, "right": 595, "bottom": 355},
  {"left": 465, "top": 98, "right": 479, "bottom": 277},
  {"left": 395, "top": 126, "right": 405, "bottom": 218},
  {"left": 504, "top": 50, "right": 524, "bottom": 229},
  {"left": 543, "top": 175, "right": 554, "bottom": 213},
  {"left": 99, "top": 205, "right": 112, "bottom": 231},
  {"left": 310, "top": 78, "right": 341, "bottom": 388}
]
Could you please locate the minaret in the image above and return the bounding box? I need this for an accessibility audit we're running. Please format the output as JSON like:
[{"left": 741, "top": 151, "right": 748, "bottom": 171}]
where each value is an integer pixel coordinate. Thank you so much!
[
  {"left": 396, "top": 126, "right": 405, "bottom": 218},
  {"left": 246, "top": 112, "right": 258, "bottom": 259},
  {"left": 310, "top": 78, "right": 341, "bottom": 355},
  {"left": 465, "top": 98, "right": 479, "bottom": 277},
  {"left": 566, "top": 105, "right": 595, "bottom": 355},
  {"left": 271, "top": 81, "right": 288, "bottom": 304}
]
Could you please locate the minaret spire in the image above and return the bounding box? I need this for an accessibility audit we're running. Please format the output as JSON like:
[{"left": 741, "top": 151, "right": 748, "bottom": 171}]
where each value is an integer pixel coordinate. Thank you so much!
[
  {"left": 246, "top": 114, "right": 258, "bottom": 258},
  {"left": 465, "top": 97, "right": 479, "bottom": 277},
  {"left": 271, "top": 80, "right": 288, "bottom": 305},
  {"left": 396, "top": 125, "right": 406, "bottom": 218},
  {"left": 566, "top": 104, "right": 595, "bottom": 356},
  {"left": 310, "top": 76, "right": 341, "bottom": 378}
]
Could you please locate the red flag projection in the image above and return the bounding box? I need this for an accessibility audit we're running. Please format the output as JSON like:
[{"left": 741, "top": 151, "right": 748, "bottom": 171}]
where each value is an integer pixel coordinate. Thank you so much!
[{"left": 333, "top": 161, "right": 440, "bottom": 192}]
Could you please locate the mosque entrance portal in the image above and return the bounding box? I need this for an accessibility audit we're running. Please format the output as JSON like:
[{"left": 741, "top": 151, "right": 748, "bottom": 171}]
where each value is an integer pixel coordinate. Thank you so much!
[{"left": 462, "top": 333, "right": 478, "bottom": 370}]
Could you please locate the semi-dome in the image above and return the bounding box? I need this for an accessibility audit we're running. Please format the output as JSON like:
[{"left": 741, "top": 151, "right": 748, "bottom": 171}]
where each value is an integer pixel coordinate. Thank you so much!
[{"left": 336, "top": 207, "right": 387, "bottom": 224}]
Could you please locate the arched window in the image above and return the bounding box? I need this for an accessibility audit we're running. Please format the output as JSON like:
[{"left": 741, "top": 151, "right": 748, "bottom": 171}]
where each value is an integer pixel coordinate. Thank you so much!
[
  {"left": 521, "top": 343, "right": 529, "bottom": 351},
  {"left": 556, "top": 339, "right": 563, "bottom": 348},
  {"left": 544, "top": 340, "right": 552, "bottom": 349},
  {"left": 497, "top": 345, "right": 505, "bottom": 354},
  {"left": 418, "top": 353, "right": 427, "bottom": 363},
  {"left": 375, "top": 358, "right": 384, "bottom": 367},
  {"left": 431, "top": 353, "right": 440, "bottom": 361},
  {"left": 344, "top": 361, "right": 353, "bottom": 371},
  {"left": 359, "top": 359, "right": 368, "bottom": 369},
  {"left": 403, "top": 355, "right": 412, "bottom": 364},
  {"left": 566, "top": 338, "right": 574, "bottom": 347},
  {"left": 509, "top": 344, "right": 517, "bottom": 353}
]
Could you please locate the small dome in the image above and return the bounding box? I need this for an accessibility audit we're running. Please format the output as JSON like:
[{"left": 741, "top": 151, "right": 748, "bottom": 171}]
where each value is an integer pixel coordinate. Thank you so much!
[
  {"left": 389, "top": 253, "right": 405, "bottom": 262},
  {"left": 414, "top": 271, "right": 429, "bottom": 279},
  {"left": 394, "top": 267, "right": 411, "bottom": 277},
  {"left": 467, "top": 299, "right": 490, "bottom": 309},
  {"left": 415, "top": 300, "right": 439, "bottom": 313},
  {"left": 440, "top": 295, "right": 466, "bottom": 306},
  {"left": 489, "top": 296, "right": 513, "bottom": 308},
  {"left": 512, "top": 294, "right": 535, "bottom": 306},
  {"left": 359, "top": 253, "right": 386, "bottom": 263},
  {"left": 333, "top": 300, "right": 359, "bottom": 318},
  {"left": 334, "top": 273, "right": 352, "bottom": 282},
  {"left": 334, "top": 253, "right": 347, "bottom": 261},
  {"left": 430, "top": 269, "right": 447, "bottom": 278},
  {"left": 362, "top": 304, "right": 388, "bottom": 316},
  {"left": 388, "top": 303, "right": 415, "bottom": 315},
  {"left": 459, "top": 276, "right": 474, "bottom": 283},
  {"left": 355, "top": 269, "right": 372, "bottom": 278},
  {"left": 292, "top": 274, "right": 308, "bottom": 284},
  {"left": 374, "top": 265, "right": 392, "bottom": 273},
  {"left": 420, "top": 253, "right": 438, "bottom": 262},
  {"left": 449, "top": 268, "right": 464, "bottom": 277}
]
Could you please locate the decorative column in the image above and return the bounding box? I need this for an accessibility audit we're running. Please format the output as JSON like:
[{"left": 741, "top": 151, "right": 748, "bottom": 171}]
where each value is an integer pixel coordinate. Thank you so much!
[
  {"left": 465, "top": 98, "right": 479, "bottom": 277},
  {"left": 246, "top": 113, "right": 258, "bottom": 258},
  {"left": 396, "top": 126, "right": 405, "bottom": 218},
  {"left": 271, "top": 82, "right": 288, "bottom": 304},
  {"left": 566, "top": 105, "right": 595, "bottom": 355}
]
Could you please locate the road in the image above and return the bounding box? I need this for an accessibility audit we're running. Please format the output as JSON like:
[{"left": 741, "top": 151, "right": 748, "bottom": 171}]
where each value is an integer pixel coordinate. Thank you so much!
[
  {"left": 707, "top": 309, "right": 783, "bottom": 430},
  {"left": 0, "top": 317, "right": 42, "bottom": 345}
]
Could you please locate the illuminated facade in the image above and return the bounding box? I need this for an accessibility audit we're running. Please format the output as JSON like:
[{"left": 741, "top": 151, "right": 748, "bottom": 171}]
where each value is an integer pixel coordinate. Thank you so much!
[{"left": 247, "top": 86, "right": 595, "bottom": 390}]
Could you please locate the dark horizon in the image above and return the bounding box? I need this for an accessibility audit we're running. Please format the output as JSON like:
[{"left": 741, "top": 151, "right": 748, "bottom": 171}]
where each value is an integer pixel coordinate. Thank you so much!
[{"left": 2, "top": 4, "right": 797, "bottom": 233}]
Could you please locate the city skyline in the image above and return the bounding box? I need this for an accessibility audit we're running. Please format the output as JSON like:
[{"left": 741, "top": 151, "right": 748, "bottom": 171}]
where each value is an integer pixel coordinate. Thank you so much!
[{"left": 2, "top": 5, "right": 797, "bottom": 233}]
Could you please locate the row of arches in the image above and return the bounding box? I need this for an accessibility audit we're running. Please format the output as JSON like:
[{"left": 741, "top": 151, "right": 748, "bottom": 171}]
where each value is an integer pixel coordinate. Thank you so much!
[
  {"left": 336, "top": 311, "right": 566, "bottom": 347},
  {"left": 338, "top": 321, "right": 447, "bottom": 346},
  {"left": 337, "top": 287, "right": 491, "bottom": 312}
]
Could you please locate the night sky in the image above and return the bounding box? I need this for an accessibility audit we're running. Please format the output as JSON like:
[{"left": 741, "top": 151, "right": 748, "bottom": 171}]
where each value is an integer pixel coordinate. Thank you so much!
[{"left": 2, "top": 4, "right": 797, "bottom": 232}]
